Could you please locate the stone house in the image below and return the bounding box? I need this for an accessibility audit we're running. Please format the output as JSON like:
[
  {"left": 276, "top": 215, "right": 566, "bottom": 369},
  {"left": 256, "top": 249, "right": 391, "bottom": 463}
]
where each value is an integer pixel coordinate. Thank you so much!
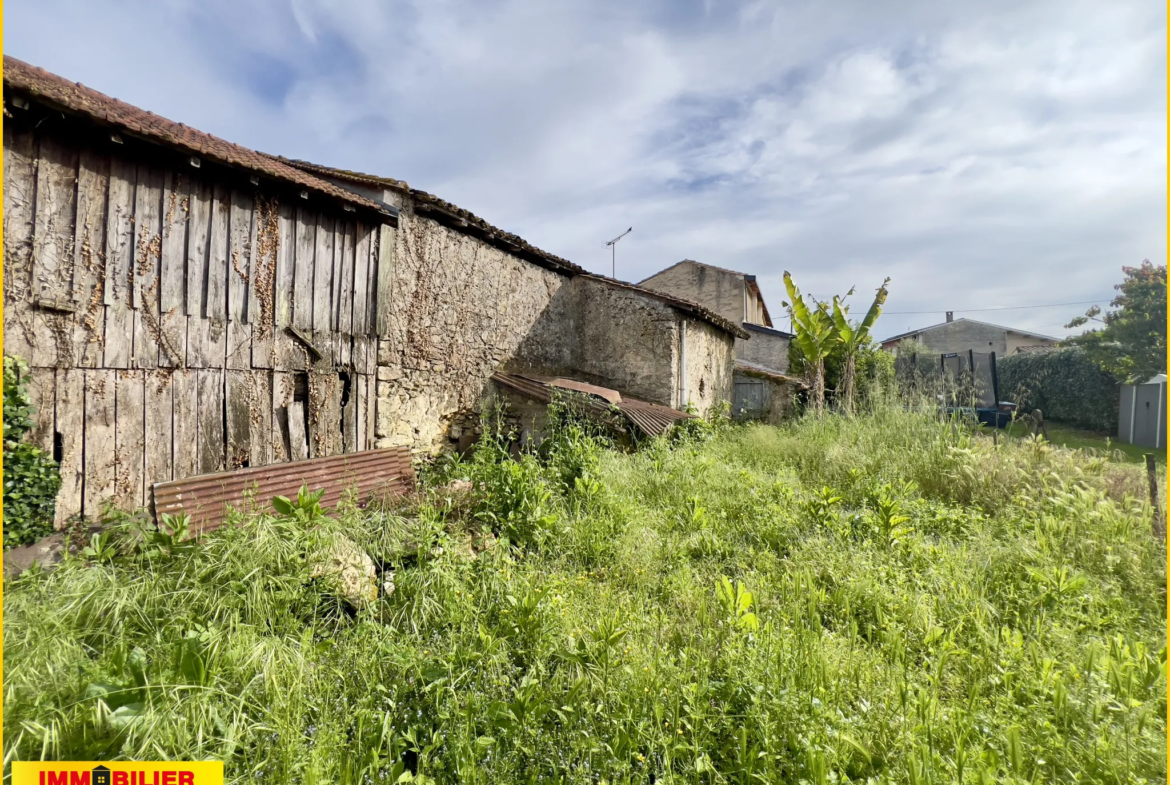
[
  {"left": 638, "top": 259, "right": 798, "bottom": 422},
  {"left": 276, "top": 161, "right": 746, "bottom": 450},
  {"left": 2, "top": 56, "right": 742, "bottom": 524},
  {"left": 880, "top": 313, "right": 1059, "bottom": 357}
]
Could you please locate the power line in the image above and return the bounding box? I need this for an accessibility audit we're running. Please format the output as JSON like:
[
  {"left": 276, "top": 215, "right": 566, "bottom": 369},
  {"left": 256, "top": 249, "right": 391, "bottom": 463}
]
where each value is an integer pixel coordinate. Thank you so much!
[{"left": 883, "top": 298, "right": 1110, "bottom": 315}]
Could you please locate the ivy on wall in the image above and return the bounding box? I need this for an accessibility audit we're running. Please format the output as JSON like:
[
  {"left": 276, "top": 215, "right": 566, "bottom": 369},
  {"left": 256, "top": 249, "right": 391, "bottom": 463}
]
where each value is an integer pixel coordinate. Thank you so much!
[
  {"left": 3, "top": 356, "right": 62, "bottom": 549},
  {"left": 996, "top": 347, "right": 1120, "bottom": 433}
]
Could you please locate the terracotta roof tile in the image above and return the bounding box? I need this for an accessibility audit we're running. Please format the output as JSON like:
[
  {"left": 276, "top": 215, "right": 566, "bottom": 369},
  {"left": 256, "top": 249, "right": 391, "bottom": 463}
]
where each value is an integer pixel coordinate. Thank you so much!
[{"left": 3, "top": 56, "right": 391, "bottom": 217}]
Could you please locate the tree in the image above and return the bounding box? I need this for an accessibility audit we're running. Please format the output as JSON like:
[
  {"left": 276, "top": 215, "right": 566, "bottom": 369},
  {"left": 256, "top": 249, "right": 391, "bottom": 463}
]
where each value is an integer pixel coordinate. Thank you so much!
[
  {"left": 1065, "top": 261, "right": 1166, "bottom": 382},
  {"left": 782, "top": 272, "right": 837, "bottom": 415},
  {"left": 831, "top": 277, "right": 890, "bottom": 414}
]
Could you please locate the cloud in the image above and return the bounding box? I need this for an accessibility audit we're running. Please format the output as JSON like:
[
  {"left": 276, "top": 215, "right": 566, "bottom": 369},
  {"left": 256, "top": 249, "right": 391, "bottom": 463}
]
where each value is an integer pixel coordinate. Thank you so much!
[{"left": 6, "top": 0, "right": 1164, "bottom": 339}]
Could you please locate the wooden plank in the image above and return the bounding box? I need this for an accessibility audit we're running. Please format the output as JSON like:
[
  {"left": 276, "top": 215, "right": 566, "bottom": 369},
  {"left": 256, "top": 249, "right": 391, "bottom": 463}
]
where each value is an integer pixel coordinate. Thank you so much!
[
  {"left": 145, "top": 370, "right": 174, "bottom": 491},
  {"left": 158, "top": 171, "right": 189, "bottom": 367},
  {"left": 287, "top": 399, "right": 309, "bottom": 462},
  {"left": 114, "top": 370, "right": 145, "bottom": 510},
  {"left": 353, "top": 371, "right": 366, "bottom": 452},
  {"left": 336, "top": 221, "right": 355, "bottom": 367},
  {"left": 131, "top": 165, "right": 164, "bottom": 370},
  {"left": 274, "top": 203, "right": 295, "bottom": 328},
  {"left": 312, "top": 214, "right": 335, "bottom": 335},
  {"left": 103, "top": 158, "right": 137, "bottom": 368},
  {"left": 307, "top": 372, "right": 340, "bottom": 458},
  {"left": 351, "top": 224, "right": 371, "bottom": 335},
  {"left": 185, "top": 178, "right": 213, "bottom": 367},
  {"left": 341, "top": 372, "right": 358, "bottom": 453},
  {"left": 365, "top": 374, "right": 376, "bottom": 452},
  {"left": 54, "top": 369, "right": 86, "bottom": 528},
  {"left": 273, "top": 204, "right": 299, "bottom": 370},
  {"left": 197, "top": 368, "right": 225, "bottom": 475},
  {"left": 331, "top": 220, "right": 345, "bottom": 333},
  {"left": 271, "top": 371, "right": 293, "bottom": 464},
  {"left": 250, "top": 370, "right": 274, "bottom": 469},
  {"left": 83, "top": 370, "right": 117, "bottom": 518},
  {"left": 172, "top": 369, "right": 200, "bottom": 482},
  {"left": 226, "top": 189, "right": 253, "bottom": 369},
  {"left": 251, "top": 195, "right": 279, "bottom": 369},
  {"left": 375, "top": 223, "right": 395, "bottom": 337},
  {"left": 225, "top": 371, "right": 251, "bottom": 470},
  {"left": 32, "top": 135, "right": 79, "bottom": 303},
  {"left": 73, "top": 149, "right": 109, "bottom": 368},
  {"left": 199, "top": 183, "right": 231, "bottom": 369},
  {"left": 292, "top": 207, "right": 315, "bottom": 331},
  {"left": 26, "top": 368, "right": 56, "bottom": 454},
  {"left": 29, "top": 137, "right": 79, "bottom": 368},
  {"left": 3, "top": 127, "right": 38, "bottom": 362}
]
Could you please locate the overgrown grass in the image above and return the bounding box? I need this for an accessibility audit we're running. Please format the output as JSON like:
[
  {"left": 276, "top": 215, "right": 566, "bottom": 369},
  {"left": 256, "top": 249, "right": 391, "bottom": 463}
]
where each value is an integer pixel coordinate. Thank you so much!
[
  {"left": 4, "top": 406, "right": 1166, "bottom": 784},
  {"left": 999, "top": 420, "right": 1167, "bottom": 466}
]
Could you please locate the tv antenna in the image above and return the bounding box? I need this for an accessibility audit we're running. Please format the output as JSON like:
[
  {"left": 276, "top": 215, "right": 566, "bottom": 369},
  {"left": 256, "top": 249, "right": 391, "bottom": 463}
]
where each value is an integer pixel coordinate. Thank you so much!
[{"left": 605, "top": 227, "right": 632, "bottom": 279}]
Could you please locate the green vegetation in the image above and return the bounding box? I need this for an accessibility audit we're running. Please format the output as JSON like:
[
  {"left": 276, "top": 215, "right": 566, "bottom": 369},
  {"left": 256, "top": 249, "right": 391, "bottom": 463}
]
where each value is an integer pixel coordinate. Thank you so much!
[
  {"left": 831, "top": 277, "right": 890, "bottom": 414},
  {"left": 997, "top": 347, "right": 1123, "bottom": 433},
  {"left": 999, "top": 420, "right": 1166, "bottom": 466},
  {"left": 4, "top": 405, "right": 1166, "bottom": 784},
  {"left": 1066, "top": 261, "right": 1166, "bottom": 384},
  {"left": 4, "top": 355, "right": 62, "bottom": 548}
]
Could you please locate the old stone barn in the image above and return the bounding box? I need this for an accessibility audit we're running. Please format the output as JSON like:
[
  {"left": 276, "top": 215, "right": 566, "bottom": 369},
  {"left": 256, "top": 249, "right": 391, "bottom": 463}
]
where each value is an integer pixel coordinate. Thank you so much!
[{"left": 3, "top": 56, "right": 744, "bottom": 526}]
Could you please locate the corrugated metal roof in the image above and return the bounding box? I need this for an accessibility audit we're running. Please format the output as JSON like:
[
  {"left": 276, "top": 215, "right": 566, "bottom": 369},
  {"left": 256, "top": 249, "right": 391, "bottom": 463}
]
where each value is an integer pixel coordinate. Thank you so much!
[
  {"left": 152, "top": 448, "right": 415, "bottom": 535},
  {"left": 3, "top": 57, "right": 392, "bottom": 218},
  {"left": 493, "top": 372, "right": 694, "bottom": 437}
]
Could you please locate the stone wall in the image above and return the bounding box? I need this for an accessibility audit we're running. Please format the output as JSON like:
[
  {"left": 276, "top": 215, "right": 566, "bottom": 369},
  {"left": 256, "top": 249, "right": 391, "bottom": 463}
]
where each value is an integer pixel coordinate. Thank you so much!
[
  {"left": 568, "top": 277, "right": 680, "bottom": 407},
  {"left": 373, "top": 201, "right": 571, "bottom": 452},
  {"left": 640, "top": 261, "right": 745, "bottom": 327},
  {"left": 683, "top": 317, "right": 735, "bottom": 412},
  {"left": 736, "top": 326, "right": 791, "bottom": 373}
]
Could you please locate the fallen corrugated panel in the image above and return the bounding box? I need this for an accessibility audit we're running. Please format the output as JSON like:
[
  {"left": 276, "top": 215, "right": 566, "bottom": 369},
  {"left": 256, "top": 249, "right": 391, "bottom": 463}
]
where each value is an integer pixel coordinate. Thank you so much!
[
  {"left": 152, "top": 447, "right": 415, "bottom": 535},
  {"left": 493, "top": 372, "right": 694, "bottom": 437},
  {"left": 619, "top": 399, "right": 694, "bottom": 436},
  {"left": 548, "top": 378, "right": 622, "bottom": 404}
]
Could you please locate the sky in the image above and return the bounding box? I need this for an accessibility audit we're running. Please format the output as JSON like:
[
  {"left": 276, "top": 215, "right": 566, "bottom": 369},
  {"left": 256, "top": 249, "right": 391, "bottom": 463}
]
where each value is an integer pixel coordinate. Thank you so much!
[{"left": 6, "top": 0, "right": 1165, "bottom": 341}]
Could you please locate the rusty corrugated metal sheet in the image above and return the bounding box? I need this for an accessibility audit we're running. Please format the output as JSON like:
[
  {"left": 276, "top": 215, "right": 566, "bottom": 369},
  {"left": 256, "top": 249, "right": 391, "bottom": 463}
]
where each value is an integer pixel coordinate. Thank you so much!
[
  {"left": 548, "top": 378, "right": 622, "bottom": 404},
  {"left": 619, "top": 399, "right": 694, "bottom": 436},
  {"left": 152, "top": 447, "right": 415, "bottom": 534},
  {"left": 493, "top": 373, "right": 694, "bottom": 437}
]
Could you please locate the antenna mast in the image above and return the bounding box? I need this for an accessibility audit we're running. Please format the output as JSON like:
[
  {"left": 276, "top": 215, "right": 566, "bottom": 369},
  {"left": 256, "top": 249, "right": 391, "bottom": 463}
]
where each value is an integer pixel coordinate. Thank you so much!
[{"left": 605, "top": 227, "right": 633, "bottom": 279}]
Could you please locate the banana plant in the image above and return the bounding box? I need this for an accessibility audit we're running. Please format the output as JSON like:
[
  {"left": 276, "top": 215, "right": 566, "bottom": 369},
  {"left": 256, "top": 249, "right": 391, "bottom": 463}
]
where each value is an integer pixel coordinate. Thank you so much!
[
  {"left": 831, "top": 277, "right": 890, "bottom": 414},
  {"left": 782, "top": 272, "right": 837, "bottom": 415}
]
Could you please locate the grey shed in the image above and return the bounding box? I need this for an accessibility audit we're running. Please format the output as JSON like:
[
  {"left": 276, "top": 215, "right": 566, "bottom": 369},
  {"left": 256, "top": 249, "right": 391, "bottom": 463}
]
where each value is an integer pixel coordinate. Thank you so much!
[{"left": 1118, "top": 374, "right": 1167, "bottom": 449}]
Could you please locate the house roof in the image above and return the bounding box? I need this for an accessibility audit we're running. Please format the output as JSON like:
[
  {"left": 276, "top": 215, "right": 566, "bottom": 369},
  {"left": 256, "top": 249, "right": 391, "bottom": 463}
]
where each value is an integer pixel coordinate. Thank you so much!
[
  {"left": 880, "top": 317, "right": 1060, "bottom": 346},
  {"left": 743, "top": 322, "right": 794, "bottom": 339},
  {"left": 639, "top": 259, "right": 775, "bottom": 328},
  {"left": 3, "top": 56, "right": 392, "bottom": 218},
  {"left": 275, "top": 159, "right": 750, "bottom": 339}
]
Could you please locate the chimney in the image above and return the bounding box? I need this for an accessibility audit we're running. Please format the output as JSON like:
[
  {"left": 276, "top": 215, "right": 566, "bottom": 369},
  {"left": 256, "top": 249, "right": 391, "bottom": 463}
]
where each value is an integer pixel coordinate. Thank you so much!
[{"left": 945, "top": 311, "right": 954, "bottom": 323}]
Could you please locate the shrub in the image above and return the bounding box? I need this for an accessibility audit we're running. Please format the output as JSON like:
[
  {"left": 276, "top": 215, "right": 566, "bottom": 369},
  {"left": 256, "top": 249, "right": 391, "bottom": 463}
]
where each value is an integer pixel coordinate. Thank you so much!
[
  {"left": 997, "top": 346, "right": 1120, "bottom": 432},
  {"left": 3, "top": 356, "right": 61, "bottom": 548}
]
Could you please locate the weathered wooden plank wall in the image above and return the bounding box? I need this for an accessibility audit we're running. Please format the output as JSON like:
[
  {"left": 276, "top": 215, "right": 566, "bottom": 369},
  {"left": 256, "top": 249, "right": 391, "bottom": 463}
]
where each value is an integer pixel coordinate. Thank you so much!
[{"left": 2, "top": 121, "right": 387, "bottom": 526}]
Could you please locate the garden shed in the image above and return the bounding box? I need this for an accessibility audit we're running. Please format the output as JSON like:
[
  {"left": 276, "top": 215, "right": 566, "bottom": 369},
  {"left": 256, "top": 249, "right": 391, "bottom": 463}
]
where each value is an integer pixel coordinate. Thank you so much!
[{"left": 1118, "top": 374, "right": 1166, "bottom": 449}]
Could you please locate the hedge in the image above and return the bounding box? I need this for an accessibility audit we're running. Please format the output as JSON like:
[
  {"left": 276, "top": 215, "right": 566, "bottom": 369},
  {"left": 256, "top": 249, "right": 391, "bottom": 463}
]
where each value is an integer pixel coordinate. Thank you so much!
[{"left": 996, "top": 346, "right": 1120, "bottom": 433}]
